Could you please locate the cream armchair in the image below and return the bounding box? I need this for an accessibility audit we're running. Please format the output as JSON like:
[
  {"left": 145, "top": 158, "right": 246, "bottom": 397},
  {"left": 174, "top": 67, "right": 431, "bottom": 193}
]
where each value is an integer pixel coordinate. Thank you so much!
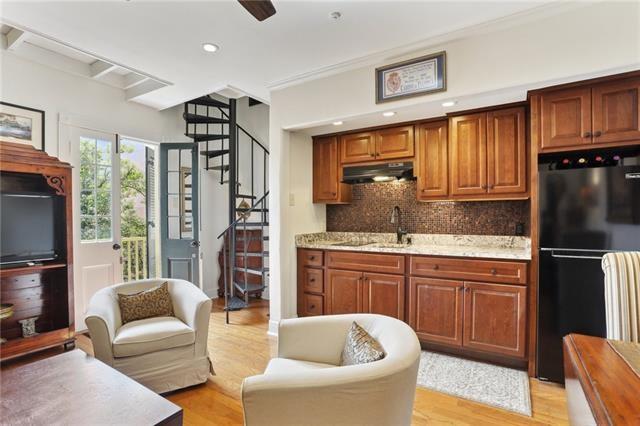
[
  {"left": 85, "top": 278, "right": 212, "bottom": 393},
  {"left": 242, "top": 314, "right": 421, "bottom": 426}
]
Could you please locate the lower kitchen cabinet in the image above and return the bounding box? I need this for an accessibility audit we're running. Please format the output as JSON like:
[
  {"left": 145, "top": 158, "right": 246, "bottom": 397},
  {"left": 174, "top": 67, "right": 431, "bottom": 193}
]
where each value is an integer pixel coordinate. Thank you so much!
[
  {"left": 362, "top": 273, "right": 405, "bottom": 319},
  {"left": 326, "top": 269, "right": 362, "bottom": 314},
  {"left": 409, "top": 277, "right": 463, "bottom": 347},
  {"left": 463, "top": 282, "right": 527, "bottom": 358},
  {"left": 326, "top": 268, "right": 404, "bottom": 319}
]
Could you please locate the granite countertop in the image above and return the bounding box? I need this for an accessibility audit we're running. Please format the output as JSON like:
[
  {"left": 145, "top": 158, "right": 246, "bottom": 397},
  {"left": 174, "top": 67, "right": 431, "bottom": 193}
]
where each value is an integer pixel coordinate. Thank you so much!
[{"left": 295, "top": 232, "right": 531, "bottom": 260}]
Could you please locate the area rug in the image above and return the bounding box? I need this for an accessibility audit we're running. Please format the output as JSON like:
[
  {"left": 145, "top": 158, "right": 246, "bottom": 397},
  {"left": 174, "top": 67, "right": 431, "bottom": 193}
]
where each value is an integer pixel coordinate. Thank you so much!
[{"left": 416, "top": 351, "right": 532, "bottom": 416}]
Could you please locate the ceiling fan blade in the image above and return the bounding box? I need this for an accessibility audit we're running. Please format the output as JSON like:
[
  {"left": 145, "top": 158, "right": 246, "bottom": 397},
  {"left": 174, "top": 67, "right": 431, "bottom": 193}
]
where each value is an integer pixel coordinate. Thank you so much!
[{"left": 238, "top": 0, "right": 276, "bottom": 22}]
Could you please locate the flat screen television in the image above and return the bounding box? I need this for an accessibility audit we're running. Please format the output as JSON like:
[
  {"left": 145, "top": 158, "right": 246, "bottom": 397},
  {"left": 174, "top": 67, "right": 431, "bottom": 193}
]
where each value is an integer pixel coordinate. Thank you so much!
[{"left": 1, "top": 193, "right": 60, "bottom": 266}]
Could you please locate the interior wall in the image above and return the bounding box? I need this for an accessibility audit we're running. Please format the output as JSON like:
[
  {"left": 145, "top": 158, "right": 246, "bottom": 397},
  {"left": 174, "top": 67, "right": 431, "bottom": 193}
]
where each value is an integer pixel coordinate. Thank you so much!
[{"left": 268, "top": 1, "right": 640, "bottom": 327}]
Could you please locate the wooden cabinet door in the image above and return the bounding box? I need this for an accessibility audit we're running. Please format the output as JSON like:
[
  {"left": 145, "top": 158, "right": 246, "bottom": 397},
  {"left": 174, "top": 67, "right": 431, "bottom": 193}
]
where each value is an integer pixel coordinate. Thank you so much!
[
  {"left": 592, "top": 78, "right": 640, "bottom": 145},
  {"left": 463, "top": 282, "right": 527, "bottom": 358},
  {"left": 362, "top": 273, "right": 405, "bottom": 320},
  {"left": 449, "top": 113, "right": 487, "bottom": 196},
  {"left": 486, "top": 107, "right": 527, "bottom": 195},
  {"left": 375, "top": 125, "right": 415, "bottom": 160},
  {"left": 326, "top": 269, "right": 362, "bottom": 314},
  {"left": 540, "top": 87, "right": 592, "bottom": 150},
  {"left": 408, "top": 277, "right": 463, "bottom": 347},
  {"left": 313, "top": 137, "right": 351, "bottom": 204},
  {"left": 416, "top": 121, "right": 448, "bottom": 200},
  {"left": 340, "top": 132, "right": 375, "bottom": 164}
]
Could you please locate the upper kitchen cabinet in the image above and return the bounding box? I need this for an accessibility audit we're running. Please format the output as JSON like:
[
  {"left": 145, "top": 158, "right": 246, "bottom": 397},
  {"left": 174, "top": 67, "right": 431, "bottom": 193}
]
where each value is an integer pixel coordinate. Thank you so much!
[
  {"left": 532, "top": 73, "right": 640, "bottom": 153},
  {"left": 449, "top": 113, "right": 487, "bottom": 197},
  {"left": 449, "top": 106, "right": 528, "bottom": 200},
  {"left": 539, "top": 86, "right": 592, "bottom": 150},
  {"left": 592, "top": 78, "right": 640, "bottom": 145},
  {"left": 340, "top": 125, "right": 415, "bottom": 164},
  {"left": 416, "top": 120, "right": 448, "bottom": 200},
  {"left": 376, "top": 125, "right": 415, "bottom": 160},
  {"left": 487, "top": 107, "right": 527, "bottom": 195},
  {"left": 340, "top": 132, "right": 375, "bottom": 164},
  {"left": 312, "top": 136, "right": 351, "bottom": 204}
]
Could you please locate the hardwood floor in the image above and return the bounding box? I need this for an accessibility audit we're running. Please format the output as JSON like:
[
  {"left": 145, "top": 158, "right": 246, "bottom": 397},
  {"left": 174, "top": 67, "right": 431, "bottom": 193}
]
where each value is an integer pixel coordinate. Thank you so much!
[{"left": 1, "top": 300, "right": 569, "bottom": 425}]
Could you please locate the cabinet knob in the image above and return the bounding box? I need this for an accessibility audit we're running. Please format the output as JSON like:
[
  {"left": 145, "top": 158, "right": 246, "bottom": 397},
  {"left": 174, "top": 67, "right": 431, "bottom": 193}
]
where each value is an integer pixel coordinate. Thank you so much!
[
  {"left": 309, "top": 256, "right": 315, "bottom": 260},
  {"left": 491, "top": 268, "right": 497, "bottom": 275},
  {"left": 370, "top": 153, "right": 375, "bottom": 157},
  {"left": 464, "top": 287, "right": 470, "bottom": 293},
  {"left": 331, "top": 192, "right": 337, "bottom": 196},
  {"left": 584, "top": 131, "right": 592, "bottom": 138},
  {"left": 309, "top": 278, "right": 315, "bottom": 283},
  {"left": 433, "top": 264, "right": 439, "bottom": 270},
  {"left": 594, "top": 131, "right": 602, "bottom": 137},
  {"left": 310, "top": 304, "right": 316, "bottom": 309}
]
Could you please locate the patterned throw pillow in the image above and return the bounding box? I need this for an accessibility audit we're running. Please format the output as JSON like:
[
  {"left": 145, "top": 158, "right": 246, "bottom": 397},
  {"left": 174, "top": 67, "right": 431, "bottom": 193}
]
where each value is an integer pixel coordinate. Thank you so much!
[
  {"left": 117, "top": 282, "right": 174, "bottom": 324},
  {"left": 341, "top": 321, "right": 386, "bottom": 366}
]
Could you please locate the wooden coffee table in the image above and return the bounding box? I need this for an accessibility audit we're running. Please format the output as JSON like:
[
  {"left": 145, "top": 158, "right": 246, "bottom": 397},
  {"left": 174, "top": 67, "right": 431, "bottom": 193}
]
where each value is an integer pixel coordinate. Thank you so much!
[{"left": 1, "top": 350, "right": 183, "bottom": 425}]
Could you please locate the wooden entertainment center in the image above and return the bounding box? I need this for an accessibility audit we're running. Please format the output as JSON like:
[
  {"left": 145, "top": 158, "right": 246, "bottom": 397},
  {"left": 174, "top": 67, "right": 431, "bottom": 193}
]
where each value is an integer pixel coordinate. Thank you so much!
[{"left": 0, "top": 142, "right": 75, "bottom": 361}]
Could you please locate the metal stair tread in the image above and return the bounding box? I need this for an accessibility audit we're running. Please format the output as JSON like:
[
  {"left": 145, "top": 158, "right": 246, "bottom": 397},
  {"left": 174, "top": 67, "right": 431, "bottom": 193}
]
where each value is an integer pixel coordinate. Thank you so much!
[
  {"left": 185, "top": 133, "right": 229, "bottom": 142},
  {"left": 200, "top": 149, "right": 229, "bottom": 158},
  {"left": 188, "top": 96, "right": 229, "bottom": 109},
  {"left": 224, "top": 296, "right": 247, "bottom": 311},
  {"left": 237, "top": 221, "right": 269, "bottom": 226},
  {"left": 235, "top": 207, "right": 268, "bottom": 212},
  {"left": 233, "top": 266, "right": 269, "bottom": 275},
  {"left": 183, "top": 113, "right": 229, "bottom": 124},
  {"left": 233, "top": 282, "right": 266, "bottom": 293},
  {"left": 236, "top": 194, "right": 256, "bottom": 199},
  {"left": 210, "top": 165, "right": 230, "bottom": 172}
]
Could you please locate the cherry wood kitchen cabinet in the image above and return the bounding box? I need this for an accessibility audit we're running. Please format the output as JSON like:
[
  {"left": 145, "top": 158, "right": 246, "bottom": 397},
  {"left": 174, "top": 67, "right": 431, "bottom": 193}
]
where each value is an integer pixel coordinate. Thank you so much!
[
  {"left": 487, "top": 107, "right": 527, "bottom": 195},
  {"left": 532, "top": 73, "right": 640, "bottom": 153},
  {"left": 375, "top": 125, "right": 415, "bottom": 160},
  {"left": 408, "top": 277, "right": 463, "bottom": 347},
  {"left": 463, "top": 282, "right": 527, "bottom": 358},
  {"left": 339, "top": 125, "right": 415, "bottom": 164},
  {"left": 449, "top": 106, "right": 527, "bottom": 200},
  {"left": 416, "top": 120, "right": 448, "bottom": 200},
  {"left": 449, "top": 113, "right": 487, "bottom": 197},
  {"left": 340, "top": 132, "right": 376, "bottom": 164},
  {"left": 326, "top": 269, "right": 362, "bottom": 314},
  {"left": 312, "top": 136, "right": 351, "bottom": 204}
]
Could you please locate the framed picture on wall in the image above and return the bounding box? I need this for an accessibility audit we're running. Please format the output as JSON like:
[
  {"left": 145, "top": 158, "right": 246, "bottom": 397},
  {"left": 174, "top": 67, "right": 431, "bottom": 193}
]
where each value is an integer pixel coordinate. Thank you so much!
[
  {"left": 375, "top": 51, "right": 446, "bottom": 103},
  {"left": 0, "top": 102, "right": 45, "bottom": 151}
]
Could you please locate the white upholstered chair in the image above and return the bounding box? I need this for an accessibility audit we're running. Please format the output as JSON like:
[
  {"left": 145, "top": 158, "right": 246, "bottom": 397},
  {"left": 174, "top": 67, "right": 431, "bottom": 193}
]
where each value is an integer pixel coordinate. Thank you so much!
[
  {"left": 85, "top": 278, "right": 212, "bottom": 393},
  {"left": 242, "top": 314, "right": 421, "bottom": 426},
  {"left": 602, "top": 252, "right": 640, "bottom": 342}
]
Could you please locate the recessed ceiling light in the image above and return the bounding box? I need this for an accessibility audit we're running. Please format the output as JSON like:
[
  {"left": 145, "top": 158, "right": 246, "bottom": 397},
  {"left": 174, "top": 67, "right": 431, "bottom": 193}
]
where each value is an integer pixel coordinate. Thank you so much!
[
  {"left": 333, "top": 121, "right": 343, "bottom": 126},
  {"left": 442, "top": 101, "right": 457, "bottom": 107},
  {"left": 202, "top": 43, "right": 219, "bottom": 53},
  {"left": 382, "top": 111, "right": 396, "bottom": 117}
]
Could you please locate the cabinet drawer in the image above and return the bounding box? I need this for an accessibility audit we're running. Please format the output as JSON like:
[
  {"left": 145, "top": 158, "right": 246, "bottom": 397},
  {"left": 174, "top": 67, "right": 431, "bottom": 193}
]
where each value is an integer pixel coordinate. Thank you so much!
[
  {"left": 303, "top": 267, "right": 324, "bottom": 293},
  {"left": 326, "top": 251, "right": 405, "bottom": 275},
  {"left": 302, "top": 293, "right": 324, "bottom": 316},
  {"left": 410, "top": 256, "right": 527, "bottom": 285},
  {"left": 300, "top": 250, "right": 323, "bottom": 267}
]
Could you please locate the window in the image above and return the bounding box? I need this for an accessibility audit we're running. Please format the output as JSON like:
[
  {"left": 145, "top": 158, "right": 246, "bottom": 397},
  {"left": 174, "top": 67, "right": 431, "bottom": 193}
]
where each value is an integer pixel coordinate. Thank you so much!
[{"left": 80, "top": 136, "right": 113, "bottom": 241}]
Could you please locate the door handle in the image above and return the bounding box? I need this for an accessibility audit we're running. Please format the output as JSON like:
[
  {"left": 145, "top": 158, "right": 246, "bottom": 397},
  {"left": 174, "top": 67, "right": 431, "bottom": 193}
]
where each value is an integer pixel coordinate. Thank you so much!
[
  {"left": 112, "top": 243, "right": 121, "bottom": 250},
  {"left": 190, "top": 240, "right": 200, "bottom": 248}
]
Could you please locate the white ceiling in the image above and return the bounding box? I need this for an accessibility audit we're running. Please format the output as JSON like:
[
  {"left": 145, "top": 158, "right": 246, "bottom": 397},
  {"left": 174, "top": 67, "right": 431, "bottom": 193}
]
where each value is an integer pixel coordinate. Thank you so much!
[{"left": 1, "top": 1, "right": 549, "bottom": 110}]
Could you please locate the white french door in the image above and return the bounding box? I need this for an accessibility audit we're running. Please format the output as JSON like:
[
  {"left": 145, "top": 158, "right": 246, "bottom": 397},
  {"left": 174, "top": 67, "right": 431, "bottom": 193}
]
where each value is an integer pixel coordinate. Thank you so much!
[{"left": 69, "top": 126, "right": 122, "bottom": 330}]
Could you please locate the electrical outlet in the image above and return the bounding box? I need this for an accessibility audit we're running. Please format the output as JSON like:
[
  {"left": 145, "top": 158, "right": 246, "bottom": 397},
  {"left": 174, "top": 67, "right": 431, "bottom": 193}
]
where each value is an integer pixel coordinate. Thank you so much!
[{"left": 515, "top": 222, "right": 525, "bottom": 236}]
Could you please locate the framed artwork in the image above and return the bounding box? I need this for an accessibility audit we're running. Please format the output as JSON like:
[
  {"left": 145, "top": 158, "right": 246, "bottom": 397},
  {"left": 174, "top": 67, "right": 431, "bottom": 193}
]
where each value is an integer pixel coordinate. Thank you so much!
[
  {"left": 375, "top": 51, "right": 446, "bottom": 103},
  {"left": 0, "top": 102, "right": 45, "bottom": 151}
]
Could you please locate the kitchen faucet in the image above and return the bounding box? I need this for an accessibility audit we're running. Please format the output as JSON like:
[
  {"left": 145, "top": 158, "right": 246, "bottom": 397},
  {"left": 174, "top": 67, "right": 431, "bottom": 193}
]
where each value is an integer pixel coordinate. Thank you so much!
[{"left": 390, "top": 206, "right": 408, "bottom": 244}]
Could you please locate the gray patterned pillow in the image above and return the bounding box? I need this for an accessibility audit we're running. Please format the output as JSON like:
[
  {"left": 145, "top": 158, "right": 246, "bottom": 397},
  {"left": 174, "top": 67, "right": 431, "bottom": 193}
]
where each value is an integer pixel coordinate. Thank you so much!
[
  {"left": 341, "top": 321, "right": 386, "bottom": 366},
  {"left": 117, "top": 282, "right": 174, "bottom": 324}
]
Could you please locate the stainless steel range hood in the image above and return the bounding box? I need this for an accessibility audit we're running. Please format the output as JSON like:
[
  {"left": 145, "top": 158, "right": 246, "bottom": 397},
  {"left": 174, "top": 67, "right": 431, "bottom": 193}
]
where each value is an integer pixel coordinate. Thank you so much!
[{"left": 342, "top": 161, "right": 414, "bottom": 184}]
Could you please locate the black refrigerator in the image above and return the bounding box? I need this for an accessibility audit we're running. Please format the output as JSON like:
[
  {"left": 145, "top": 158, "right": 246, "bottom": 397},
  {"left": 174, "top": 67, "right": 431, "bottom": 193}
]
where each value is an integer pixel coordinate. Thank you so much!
[{"left": 537, "top": 151, "right": 640, "bottom": 383}]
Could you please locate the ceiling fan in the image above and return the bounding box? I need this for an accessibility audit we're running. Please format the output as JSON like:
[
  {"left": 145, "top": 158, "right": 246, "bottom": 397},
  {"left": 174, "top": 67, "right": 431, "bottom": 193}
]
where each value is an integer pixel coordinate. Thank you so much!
[{"left": 238, "top": 0, "right": 276, "bottom": 22}]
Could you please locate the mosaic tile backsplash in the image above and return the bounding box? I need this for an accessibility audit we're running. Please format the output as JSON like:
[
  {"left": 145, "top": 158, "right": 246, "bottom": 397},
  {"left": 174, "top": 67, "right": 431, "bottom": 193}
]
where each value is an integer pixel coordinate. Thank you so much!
[{"left": 326, "top": 181, "right": 530, "bottom": 236}]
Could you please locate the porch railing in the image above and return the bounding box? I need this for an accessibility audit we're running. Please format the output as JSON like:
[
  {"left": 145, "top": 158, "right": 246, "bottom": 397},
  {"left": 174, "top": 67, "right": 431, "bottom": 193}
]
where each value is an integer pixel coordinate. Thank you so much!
[{"left": 122, "top": 236, "right": 147, "bottom": 282}]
